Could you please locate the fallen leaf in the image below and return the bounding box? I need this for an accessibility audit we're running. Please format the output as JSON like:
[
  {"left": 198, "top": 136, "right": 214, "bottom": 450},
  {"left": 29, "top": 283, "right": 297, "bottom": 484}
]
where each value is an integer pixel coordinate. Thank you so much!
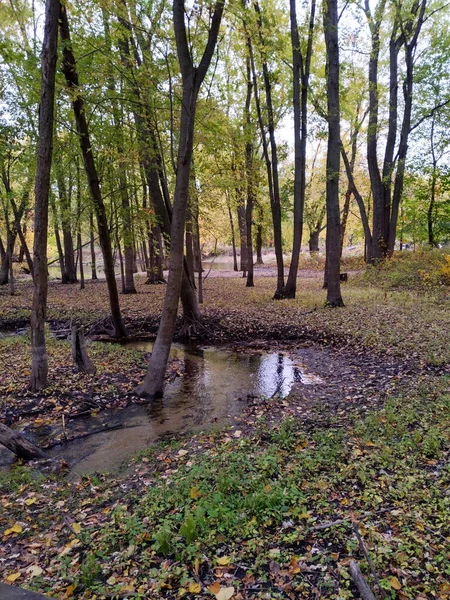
[
  {"left": 72, "top": 522, "right": 81, "bottom": 534},
  {"left": 216, "top": 586, "right": 235, "bottom": 600},
  {"left": 178, "top": 449, "right": 188, "bottom": 457},
  {"left": 4, "top": 523, "right": 23, "bottom": 536},
  {"left": 188, "top": 582, "right": 201, "bottom": 594},
  {"left": 25, "top": 497, "right": 37, "bottom": 506},
  {"left": 190, "top": 486, "right": 202, "bottom": 499},
  {"left": 64, "top": 584, "right": 76, "bottom": 598},
  {"left": 6, "top": 572, "right": 21, "bottom": 582},
  {"left": 390, "top": 576, "right": 402, "bottom": 590},
  {"left": 209, "top": 582, "right": 221, "bottom": 594},
  {"left": 217, "top": 556, "right": 231, "bottom": 565},
  {"left": 27, "top": 565, "right": 44, "bottom": 578}
]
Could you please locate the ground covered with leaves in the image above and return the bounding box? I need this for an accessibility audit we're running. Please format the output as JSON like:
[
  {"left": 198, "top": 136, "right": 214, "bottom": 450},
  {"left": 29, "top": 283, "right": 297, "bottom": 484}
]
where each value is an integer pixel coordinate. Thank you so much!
[
  {"left": 1, "top": 258, "right": 450, "bottom": 598},
  {"left": 1, "top": 377, "right": 449, "bottom": 599}
]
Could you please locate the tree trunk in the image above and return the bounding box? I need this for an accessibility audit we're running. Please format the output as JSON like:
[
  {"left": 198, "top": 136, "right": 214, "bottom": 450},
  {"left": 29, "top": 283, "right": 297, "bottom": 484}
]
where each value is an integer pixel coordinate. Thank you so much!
[
  {"left": 50, "top": 193, "right": 66, "bottom": 281},
  {"left": 89, "top": 210, "right": 98, "bottom": 280},
  {"left": 227, "top": 196, "right": 239, "bottom": 271},
  {"left": 0, "top": 229, "right": 15, "bottom": 286},
  {"left": 135, "top": 0, "right": 224, "bottom": 399},
  {"left": 237, "top": 202, "right": 247, "bottom": 276},
  {"left": 428, "top": 165, "right": 437, "bottom": 247},
  {"left": 0, "top": 423, "right": 46, "bottom": 460},
  {"left": 309, "top": 228, "right": 320, "bottom": 254},
  {"left": 185, "top": 205, "right": 195, "bottom": 286},
  {"left": 57, "top": 170, "right": 77, "bottom": 283},
  {"left": 283, "top": 0, "right": 315, "bottom": 298},
  {"left": 256, "top": 212, "right": 264, "bottom": 264},
  {"left": 71, "top": 325, "right": 95, "bottom": 373},
  {"left": 388, "top": 3, "right": 426, "bottom": 254},
  {"left": 30, "top": 0, "right": 59, "bottom": 391},
  {"left": 251, "top": 4, "right": 285, "bottom": 297},
  {"left": 244, "top": 56, "right": 254, "bottom": 288},
  {"left": 59, "top": 4, "right": 126, "bottom": 338},
  {"left": 323, "top": 0, "right": 343, "bottom": 307}
]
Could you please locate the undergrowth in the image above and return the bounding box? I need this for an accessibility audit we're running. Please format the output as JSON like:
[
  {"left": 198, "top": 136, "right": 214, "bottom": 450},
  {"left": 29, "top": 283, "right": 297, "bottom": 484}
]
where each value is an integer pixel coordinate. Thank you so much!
[{"left": 1, "top": 379, "right": 449, "bottom": 599}]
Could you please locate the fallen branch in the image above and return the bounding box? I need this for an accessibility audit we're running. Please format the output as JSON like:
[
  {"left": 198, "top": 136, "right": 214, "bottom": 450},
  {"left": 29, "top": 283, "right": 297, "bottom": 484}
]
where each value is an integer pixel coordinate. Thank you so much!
[
  {"left": 311, "top": 508, "right": 391, "bottom": 531},
  {"left": 43, "top": 423, "right": 123, "bottom": 449},
  {"left": 0, "top": 422, "right": 46, "bottom": 460},
  {"left": 352, "top": 520, "right": 385, "bottom": 598},
  {"left": 349, "top": 560, "right": 377, "bottom": 600}
]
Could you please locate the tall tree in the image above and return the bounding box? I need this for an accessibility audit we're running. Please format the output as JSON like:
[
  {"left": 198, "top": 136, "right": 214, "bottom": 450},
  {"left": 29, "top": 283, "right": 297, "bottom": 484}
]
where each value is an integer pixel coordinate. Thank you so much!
[
  {"left": 135, "top": 0, "right": 225, "bottom": 398},
  {"left": 322, "top": 0, "right": 343, "bottom": 306},
  {"left": 30, "top": 0, "right": 59, "bottom": 391},
  {"left": 59, "top": 3, "right": 126, "bottom": 338},
  {"left": 282, "top": 0, "right": 316, "bottom": 298}
]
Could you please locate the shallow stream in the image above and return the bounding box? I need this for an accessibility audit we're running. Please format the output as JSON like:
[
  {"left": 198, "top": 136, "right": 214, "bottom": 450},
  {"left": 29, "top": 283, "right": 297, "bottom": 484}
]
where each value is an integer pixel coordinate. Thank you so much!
[{"left": 0, "top": 343, "right": 323, "bottom": 475}]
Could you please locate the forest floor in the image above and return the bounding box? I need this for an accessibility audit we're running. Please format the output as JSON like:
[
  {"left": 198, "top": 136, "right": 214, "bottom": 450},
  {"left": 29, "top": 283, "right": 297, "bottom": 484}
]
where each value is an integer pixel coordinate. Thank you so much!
[{"left": 0, "top": 266, "right": 449, "bottom": 599}]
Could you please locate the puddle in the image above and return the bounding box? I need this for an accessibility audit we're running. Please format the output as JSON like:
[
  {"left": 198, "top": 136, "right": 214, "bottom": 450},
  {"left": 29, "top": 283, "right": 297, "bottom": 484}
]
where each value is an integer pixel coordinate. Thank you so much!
[{"left": 0, "top": 344, "right": 323, "bottom": 476}]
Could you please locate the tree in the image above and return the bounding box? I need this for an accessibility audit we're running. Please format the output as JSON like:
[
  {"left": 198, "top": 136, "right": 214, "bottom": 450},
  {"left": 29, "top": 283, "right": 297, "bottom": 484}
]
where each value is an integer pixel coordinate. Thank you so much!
[
  {"left": 59, "top": 3, "right": 126, "bottom": 338},
  {"left": 30, "top": 0, "right": 59, "bottom": 391},
  {"left": 282, "top": 0, "right": 316, "bottom": 299},
  {"left": 135, "top": 0, "right": 225, "bottom": 399},
  {"left": 322, "top": 0, "right": 343, "bottom": 306}
]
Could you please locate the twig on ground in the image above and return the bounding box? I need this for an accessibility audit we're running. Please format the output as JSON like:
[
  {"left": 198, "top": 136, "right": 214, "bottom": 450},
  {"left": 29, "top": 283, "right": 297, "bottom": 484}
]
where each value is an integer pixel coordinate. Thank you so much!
[
  {"left": 352, "top": 518, "right": 385, "bottom": 598},
  {"left": 349, "top": 560, "right": 377, "bottom": 600},
  {"left": 311, "top": 508, "right": 391, "bottom": 531}
]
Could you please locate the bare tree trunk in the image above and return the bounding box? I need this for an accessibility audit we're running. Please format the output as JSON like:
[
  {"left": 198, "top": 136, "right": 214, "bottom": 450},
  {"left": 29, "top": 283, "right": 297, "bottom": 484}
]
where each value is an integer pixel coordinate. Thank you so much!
[
  {"left": 71, "top": 325, "right": 95, "bottom": 373},
  {"left": 50, "top": 193, "right": 66, "bottom": 281},
  {"left": 30, "top": 0, "right": 59, "bottom": 391},
  {"left": 227, "top": 194, "right": 239, "bottom": 271},
  {"left": 244, "top": 56, "right": 254, "bottom": 288},
  {"left": 59, "top": 4, "right": 126, "bottom": 338},
  {"left": 250, "top": 5, "right": 285, "bottom": 297},
  {"left": 185, "top": 205, "right": 195, "bottom": 286},
  {"left": 323, "top": 0, "right": 343, "bottom": 306},
  {"left": 57, "top": 169, "right": 77, "bottom": 283},
  {"left": 135, "top": 0, "right": 224, "bottom": 399},
  {"left": 237, "top": 202, "right": 247, "bottom": 276},
  {"left": 283, "top": 0, "right": 315, "bottom": 298},
  {"left": 89, "top": 210, "right": 98, "bottom": 280}
]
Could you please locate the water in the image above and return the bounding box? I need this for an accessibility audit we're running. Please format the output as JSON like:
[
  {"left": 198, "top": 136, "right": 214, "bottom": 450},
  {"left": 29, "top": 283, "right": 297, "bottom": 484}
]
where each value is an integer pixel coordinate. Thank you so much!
[{"left": 0, "top": 344, "right": 323, "bottom": 475}]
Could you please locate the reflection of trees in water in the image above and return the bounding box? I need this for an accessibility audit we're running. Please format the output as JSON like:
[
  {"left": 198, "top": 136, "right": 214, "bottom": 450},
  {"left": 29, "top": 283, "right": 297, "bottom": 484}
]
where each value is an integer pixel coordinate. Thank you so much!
[{"left": 180, "top": 350, "right": 204, "bottom": 398}]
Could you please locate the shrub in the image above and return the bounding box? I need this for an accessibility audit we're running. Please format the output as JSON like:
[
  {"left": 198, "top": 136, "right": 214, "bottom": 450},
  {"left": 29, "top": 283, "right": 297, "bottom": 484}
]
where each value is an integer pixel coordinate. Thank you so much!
[{"left": 364, "top": 248, "right": 450, "bottom": 290}]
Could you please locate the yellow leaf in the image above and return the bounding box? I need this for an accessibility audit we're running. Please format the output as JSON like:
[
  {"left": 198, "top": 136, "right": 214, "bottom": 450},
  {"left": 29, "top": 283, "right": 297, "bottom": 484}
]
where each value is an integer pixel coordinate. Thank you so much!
[
  {"left": 4, "top": 523, "right": 23, "bottom": 536},
  {"left": 217, "top": 556, "right": 231, "bottom": 565},
  {"left": 390, "top": 576, "right": 402, "bottom": 590},
  {"left": 209, "top": 582, "right": 221, "bottom": 594},
  {"left": 65, "top": 584, "right": 76, "bottom": 598},
  {"left": 6, "top": 572, "right": 21, "bottom": 583},
  {"left": 72, "top": 522, "right": 81, "bottom": 534},
  {"left": 25, "top": 497, "right": 37, "bottom": 506},
  {"left": 106, "top": 576, "right": 116, "bottom": 585},
  {"left": 216, "top": 586, "right": 235, "bottom": 600},
  {"left": 190, "top": 487, "right": 202, "bottom": 499},
  {"left": 188, "top": 582, "right": 201, "bottom": 594},
  {"left": 264, "top": 484, "right": 272, "bottom": 493}
]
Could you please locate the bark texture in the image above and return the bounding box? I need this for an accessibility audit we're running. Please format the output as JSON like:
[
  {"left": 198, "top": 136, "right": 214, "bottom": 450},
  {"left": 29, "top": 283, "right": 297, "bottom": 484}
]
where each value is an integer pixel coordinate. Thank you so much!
[
  {"left": 323, "top": 0, "right": 344, "bottom": 307},
  {"left": 30, "top": 0, "right": 59, "bottom": 391}
]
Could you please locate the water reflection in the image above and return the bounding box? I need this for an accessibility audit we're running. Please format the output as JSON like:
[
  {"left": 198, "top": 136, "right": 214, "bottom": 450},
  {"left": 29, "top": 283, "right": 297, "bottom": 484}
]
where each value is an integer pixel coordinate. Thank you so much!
[{"left": 0, "top": 344, "right": 323, "bottom": 475}]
